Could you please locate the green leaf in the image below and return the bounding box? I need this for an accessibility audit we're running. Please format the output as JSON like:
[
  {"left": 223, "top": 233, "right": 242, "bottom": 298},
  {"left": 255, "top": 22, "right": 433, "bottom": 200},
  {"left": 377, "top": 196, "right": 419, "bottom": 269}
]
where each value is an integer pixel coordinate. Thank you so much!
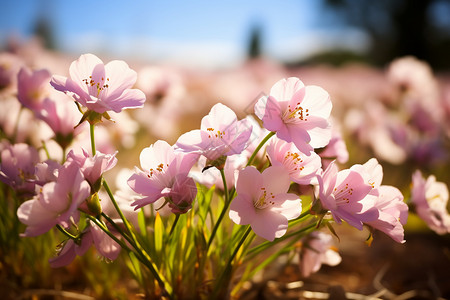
[
  {"left": 138, "top": 209, "right": 147, "bottom": 240},
  {"left": 154, "top": 212, "right": 163, "bottom": 254}
]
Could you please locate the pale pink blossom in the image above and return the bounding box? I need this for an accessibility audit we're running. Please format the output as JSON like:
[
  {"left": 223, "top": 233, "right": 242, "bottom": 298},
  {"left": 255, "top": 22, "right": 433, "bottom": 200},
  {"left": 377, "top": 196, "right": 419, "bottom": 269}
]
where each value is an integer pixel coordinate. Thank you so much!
[
  {"left": 266, "top": 137, "right": 321, "bottom": 185},
  {"left": 17, "top": 162, "right": 91, "bottom": 236},
  {"left": 190, "top": 154, "right": 246, "bottom": 190},
  {"left": 318, "top": 121, "right": 349, "bottom": 169},
  {"left": 229, "top": 166, "right": 302, "bottom": 241},
  {"left": 411, "top": 170, "right": 450, "bottom": 234},
  {"left": 0, "top": 141, "right": 40, "bottom": 195},
  {"left": 0, "top": 52, "right": 24, "bottom": 92},
  {"left": 49, "top": 220, "right": 120, "bottom": 267},
  {"left": 366, "top": 186, "right": 408, "bottom": 243},
  {"left": 316, "top": 161, "right": 378, "bottom": 230},
  {"left": 175, "top": 103, "right": 252, "bottom": 162},
  {"left": 67, "top": 148, "right": 117, "bottom": 186},
  {"left": 50, "top": 53, "right": 145, "bottom": 114},
  {"left": 254, "top": 77, "right": 332, "bottom": 153},
  {"left": 89, "top": 220, "right": 121, "bottom": 260},
  {"left": 37, "top": 93, "right": 84, "bottom": 140},
  {"left": 299, "top": 231, "right": 341, "bottom": 277},
  {"left": 128, "top": 140, "right": 198, "bottom": 212},
  {"left": 34, "top": 160, "right": 60, "bottom": 186},
  {"left": 242, "top": 115, "right": 270, "bottom": 159},
  {"left": 105, "top": 168, "right": 141, "bottom": 226},
  {"left": 344, "top": 102, "right": 407, "bottom": 164},
  {"left": 17, "top": 67, "right": 52, "bottom": 112},
  {"left": 350, "top": 158, "right": 408, "bottom": 242},
  {"left": 49, "top": 234, "right": 92, "bottom": 268}
]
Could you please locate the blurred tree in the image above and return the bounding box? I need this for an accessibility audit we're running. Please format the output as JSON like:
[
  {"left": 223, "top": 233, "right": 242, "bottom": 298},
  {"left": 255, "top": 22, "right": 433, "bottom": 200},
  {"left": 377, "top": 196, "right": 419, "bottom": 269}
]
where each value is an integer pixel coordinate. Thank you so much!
[
  {"left": 33, "top": 0, "right": 56, "bottom": 50},
  {"left": 247, "top": 25, "right": 262, "bottom": 59},
  {"left": 33, "top": 16, "right": 56, "bottom": 50},
  {"left": 322, "top": 0, "right": 450, "bottom": 69}
]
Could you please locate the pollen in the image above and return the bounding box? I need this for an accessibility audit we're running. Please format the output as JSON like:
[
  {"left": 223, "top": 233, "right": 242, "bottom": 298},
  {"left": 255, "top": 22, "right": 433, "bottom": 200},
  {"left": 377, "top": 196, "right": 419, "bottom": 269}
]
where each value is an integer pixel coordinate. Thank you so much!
[
  {"left": 148, "top": 162, "right": 168, "bottom": 178},
  {"left": 82, "top": 76, "right": 110, "bottom": 97},
  {"left": 286, "top": 103, "right": 309, "bottom": 121}
]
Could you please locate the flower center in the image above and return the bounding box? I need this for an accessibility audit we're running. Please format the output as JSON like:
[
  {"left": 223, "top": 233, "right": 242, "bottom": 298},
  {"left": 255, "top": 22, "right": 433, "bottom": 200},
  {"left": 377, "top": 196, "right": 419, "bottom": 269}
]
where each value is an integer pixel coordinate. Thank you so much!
[
  {"left": 206, "top": 127, "right": 225, "bottom": 139},
  {"left": 283, "top": 102, "right": 309, "bottom": 124},
  {"left": 254, "top": 187, "right": 276, "bottom": 209},
  {"left": 82, "top": 76, "right": 110, "bottom": 97},
  {"left": 147, "top": 163, "right": 169, "bottom": 178},
  {"left": 333, "top": 183, "right": 354, "bottom": 205},
  {"left": 284, "top": 151, "right": 305, "bottom": 172}
]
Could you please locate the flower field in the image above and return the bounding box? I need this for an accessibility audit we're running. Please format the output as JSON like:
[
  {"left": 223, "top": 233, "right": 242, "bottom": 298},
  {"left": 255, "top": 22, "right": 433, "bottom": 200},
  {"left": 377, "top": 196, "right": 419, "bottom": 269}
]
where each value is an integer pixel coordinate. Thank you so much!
[{"left": 1, "top": 40, "right": 449, "bottom": 299}]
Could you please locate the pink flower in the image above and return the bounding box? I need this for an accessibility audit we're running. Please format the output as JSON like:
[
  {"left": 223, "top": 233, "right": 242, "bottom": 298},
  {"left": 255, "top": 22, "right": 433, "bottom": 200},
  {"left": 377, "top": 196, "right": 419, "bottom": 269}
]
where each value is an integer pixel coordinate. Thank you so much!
[
  {"left": 350, "top": 158, "right": 408, "bottom": 243},
  {"left": 175, "top": 103, "right": 252, "bottom": 162},
  {"left": 316, "top": 161, "right": 378, "bottom": 230},
  {"left": 0, "top": 52, "right": 24, "bottom": 91},
  {"left": 411, "top": 170, "right": 450, "bottom": 234},
  {"left": 67, "top": 148, "right": 117, "bottom": 187},
  {"left": 17, "top": 162, "right": 91, "bottom": 236},
  {"left": 229, "top": 166, "right": 302, "bottom": 241},
  {"left": 34, "top": 160, "right": 60, "bottom": 186},
  {"left": 191, "top": 154, "right": 246, "bottom": 190},
  {"left": 266, "top": 137, "right": 321, "bottom": 185},
  {"left": 0, "top": 141, "right": 40, "bottom": 196},
  {"left": 255, "top": 77, "right": 332, "bottom": 153},
  {"left": 49, "top": 220, "right": 120, "bottom": 268},
  {"left": 50, "top": 53, "right": 145, "bottom": 114},
  {"left": 299, "top": 231, "right": 341, "bottom": 277},
  {"left": 17, "top": 67, "right": 52, "bottom": 112},
  {"left": 318, "top": 121, "right": 349, "bottom": 169},
  {"left": 366, "top": 186, "right": 408, "bottom": 243},
  {"left": 128, "top": 140, "right": 198, "bottom": 212},
  {"left": 49, "top": 235, "right": 91, "bottom": 268},
  {"left": 37, "top": 94, "right": 84, "bottom": 140},
  {"left": 89, "top": 220, "right": 121, "bottom": 260}
]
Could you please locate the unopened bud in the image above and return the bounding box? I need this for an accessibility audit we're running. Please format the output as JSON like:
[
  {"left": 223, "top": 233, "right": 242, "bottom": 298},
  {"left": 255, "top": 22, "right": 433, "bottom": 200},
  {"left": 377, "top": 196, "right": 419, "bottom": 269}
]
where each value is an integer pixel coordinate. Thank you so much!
[{"left": 86, "top": 192, "right": 102, "bottom": 216}]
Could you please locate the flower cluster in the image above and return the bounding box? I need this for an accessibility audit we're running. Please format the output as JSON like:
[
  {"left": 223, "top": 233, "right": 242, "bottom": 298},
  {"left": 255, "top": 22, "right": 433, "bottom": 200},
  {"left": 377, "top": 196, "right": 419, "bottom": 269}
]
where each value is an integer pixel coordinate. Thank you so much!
[{"left": 1, "top": 51, "right": 449, "bottom": 299}]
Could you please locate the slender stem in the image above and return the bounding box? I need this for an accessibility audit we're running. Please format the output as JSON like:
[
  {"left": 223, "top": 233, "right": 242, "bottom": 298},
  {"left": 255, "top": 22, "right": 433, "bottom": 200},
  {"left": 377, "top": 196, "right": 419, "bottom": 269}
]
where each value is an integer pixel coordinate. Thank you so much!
[
  {"left": 61, "top": 146, "right": 67, "bottom": 163},
  {"left": 206, "top": 169, "right": 230, "bottom": 251},
  {"left": 289, "top": 210, "right": 311, "bottom": 223},
  {"left": 12, "top": 106, "right": 23, "bottom": 143},
  {"left": 41, "top": 140, "right": 51, "bottom": 160},
  {"left": 169, "top": 214, "right": 180, "bottom": 236},
  {"left": 103, "top": 180, "right": 133, "bottom": 236},
  {"left": 56, "top": 225, "right": 78, "bottom": 241},
  {"left": 89, "top": 123, "right": 96, "bottom": 155},
  {"left": 226, "top": 226, "right": 252, "bottom": 269},
  {"left": 86, "top": 215, "right": 132, "bottom": 253},
  {"left": 247, "top": 219, "right": 316, "bottom": 257},
  {"left": 220, "top": 168, "right": 229, "bottom": 203},
  {"left": 212, "top": 226, "right": 252, "bottom": 297},
  {"left": 246, "top": 131, "right": 275, "bottom": 166},
  {"left": 87, "top": 215, "right": 173, "bottom": 299},
  {"left": 101, "top": 212, "right": 134, "bottom": 245}
]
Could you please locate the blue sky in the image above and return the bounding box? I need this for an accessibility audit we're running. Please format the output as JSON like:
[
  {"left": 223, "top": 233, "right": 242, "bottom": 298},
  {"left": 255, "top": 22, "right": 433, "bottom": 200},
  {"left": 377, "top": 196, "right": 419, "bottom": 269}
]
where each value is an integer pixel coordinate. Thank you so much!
[{"left": 0, "top": 0, "right": 369, "bottom": 68}]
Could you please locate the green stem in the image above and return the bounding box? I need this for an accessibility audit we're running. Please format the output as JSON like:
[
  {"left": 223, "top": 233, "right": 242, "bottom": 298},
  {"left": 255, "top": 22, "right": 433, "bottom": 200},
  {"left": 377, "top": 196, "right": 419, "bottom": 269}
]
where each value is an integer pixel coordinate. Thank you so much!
[
  {"left": 41, "top": 140, "right": 51, "bottom": 160},
  {"left": 87, "top": 215, "right": 173, "bottom": 299},
  {"left": 89, "top": 123, "right": 96, "bottom": 155},
  {"left": 206, "top": 169, "right": 231, "bottom": 251},
  {"left": 246, "top": 131, "right": 275, "bottom": 166},
  {"left": 101, "top": 212, "right": 134, "bottom": 245},
  {"left": 61, "top": 146, "right": 67, "bottom": 163},
  {"left": 102, "top": 180, "right": 173, "bottom": 297},
  {"left": 169, "top": 214, "right": 180, "bottom": 236},
  {"left": 246, "top": 218, "right": 315, "bottom": 257},
  {"left": 213, "top": 226, "right": 252, "bottom": 297},
  {"left": 56, "top": 225, "right": 78, "bottom": 241}
]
